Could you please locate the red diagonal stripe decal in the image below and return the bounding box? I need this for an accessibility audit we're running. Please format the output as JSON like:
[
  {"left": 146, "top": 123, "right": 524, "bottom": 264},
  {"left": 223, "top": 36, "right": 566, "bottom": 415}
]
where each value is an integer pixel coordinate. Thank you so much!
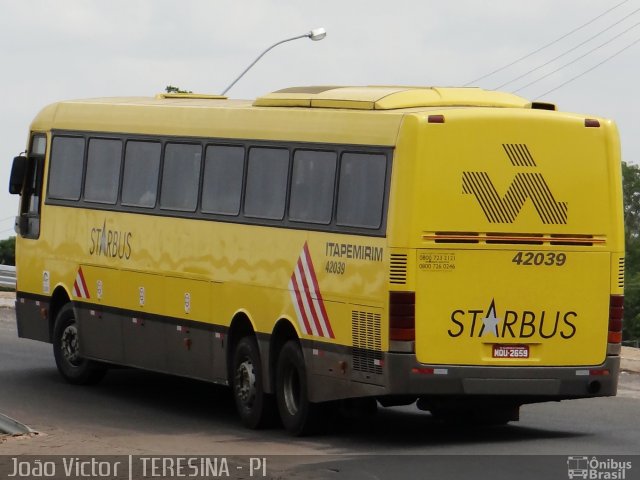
[{"left": 288, "top": 243, "right": 334, "bottom": 339}]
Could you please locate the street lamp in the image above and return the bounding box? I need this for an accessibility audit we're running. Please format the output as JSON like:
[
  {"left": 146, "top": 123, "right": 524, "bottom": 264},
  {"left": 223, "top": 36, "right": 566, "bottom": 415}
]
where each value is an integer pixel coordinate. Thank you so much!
[{"left": 221, "top": 28, "right": 327, "bottom": 96}]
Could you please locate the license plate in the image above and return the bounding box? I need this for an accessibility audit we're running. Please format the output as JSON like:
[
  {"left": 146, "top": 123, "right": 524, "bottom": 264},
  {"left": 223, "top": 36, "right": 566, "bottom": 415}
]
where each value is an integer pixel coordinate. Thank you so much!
[{"left": 492, "top": 344, "right": 529, "bottom": 359}]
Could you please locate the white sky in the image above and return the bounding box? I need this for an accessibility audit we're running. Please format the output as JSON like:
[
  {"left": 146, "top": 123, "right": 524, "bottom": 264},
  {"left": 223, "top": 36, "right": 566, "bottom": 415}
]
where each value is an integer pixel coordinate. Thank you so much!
[{"left": 1, "top": 0, "right": 639, "bottom": 239}]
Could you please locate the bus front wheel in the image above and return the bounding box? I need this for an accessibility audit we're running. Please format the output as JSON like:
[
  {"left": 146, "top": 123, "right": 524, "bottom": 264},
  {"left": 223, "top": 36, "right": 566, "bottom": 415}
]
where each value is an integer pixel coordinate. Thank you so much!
[
  {"left": 232, "top": 336, "right": 275, "bottom": 429},
  {"left": 52, "top": 303, "right": 106, "bottom": 385},
  {"left": 276, "top": 340, "right": 328, "bottom": 436}
]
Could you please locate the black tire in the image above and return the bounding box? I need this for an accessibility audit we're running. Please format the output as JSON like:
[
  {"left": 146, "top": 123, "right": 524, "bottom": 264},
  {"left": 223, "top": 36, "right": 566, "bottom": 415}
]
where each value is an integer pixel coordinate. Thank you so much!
[
  {"left": 276, "top": 340, "right": 329, "bottom": 436},
  {"left": 52, "top": 303, "right": 106, "bottom": 385},
  {"left": 231, "top": 336, "right": 276, "bottom": 429}
]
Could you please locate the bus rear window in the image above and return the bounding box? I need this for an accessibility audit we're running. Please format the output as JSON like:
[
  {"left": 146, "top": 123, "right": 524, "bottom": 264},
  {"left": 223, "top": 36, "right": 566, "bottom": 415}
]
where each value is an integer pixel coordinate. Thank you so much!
[
  {"left": 336, "top": 152, "right": 386, "bottom": 229},
  {"left": 48, "top": 136, "right": 85, "bottom": 201},
  {"left": 121, "top": 141, "right": 161, "bottom": 208}
]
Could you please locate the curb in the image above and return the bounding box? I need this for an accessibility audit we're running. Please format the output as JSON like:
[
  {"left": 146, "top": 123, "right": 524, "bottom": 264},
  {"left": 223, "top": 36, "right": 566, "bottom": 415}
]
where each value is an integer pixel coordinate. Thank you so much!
[
  {"left": 0, "top": 412, "right": 31, "bottom": 435},
  {"left": 621, "top": 359, "right": 640, "bottom": 374}
]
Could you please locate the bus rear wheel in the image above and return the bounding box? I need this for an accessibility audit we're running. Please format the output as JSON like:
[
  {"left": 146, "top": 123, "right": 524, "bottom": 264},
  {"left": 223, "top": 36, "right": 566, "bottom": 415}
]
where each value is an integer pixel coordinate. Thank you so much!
[
  {"left": 232, "top": 336, "right": 275, "bottom": 429},
  {"left": 52, "top": 303, "right": 106, "bottom": 385},
  {"left": 276, "top": 340, "right": 329, "bottom": 436}
]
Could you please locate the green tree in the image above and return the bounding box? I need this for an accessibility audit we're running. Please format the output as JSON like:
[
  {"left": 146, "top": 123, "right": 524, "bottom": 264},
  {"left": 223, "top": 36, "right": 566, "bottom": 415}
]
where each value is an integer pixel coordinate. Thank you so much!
[
  {"left": 0, "top": 236, "right": 15, "bottom": 266},
  {"left": 622, "top": 162, "right": 640, "bottom": 340}
]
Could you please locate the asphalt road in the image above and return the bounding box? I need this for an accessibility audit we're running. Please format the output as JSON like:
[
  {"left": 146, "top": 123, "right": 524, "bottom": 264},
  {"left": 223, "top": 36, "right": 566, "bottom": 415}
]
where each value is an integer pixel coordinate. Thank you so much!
[{"left": 1, "top": 305, "right": 639, "bottom": 479}]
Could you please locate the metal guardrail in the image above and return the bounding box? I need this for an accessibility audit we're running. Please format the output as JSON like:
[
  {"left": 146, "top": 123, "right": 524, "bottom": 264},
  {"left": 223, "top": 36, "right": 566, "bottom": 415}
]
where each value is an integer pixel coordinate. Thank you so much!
[{"left": 0, "top": 265, "right": 16, "bottom": 289}]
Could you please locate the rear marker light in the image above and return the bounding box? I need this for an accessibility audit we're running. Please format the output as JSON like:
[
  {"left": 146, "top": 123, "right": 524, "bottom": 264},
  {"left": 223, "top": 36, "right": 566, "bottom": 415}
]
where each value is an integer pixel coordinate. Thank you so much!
[
  {"left": 610, "top": 295, "right": 624, "bottom": 307},
  {"left": 608, "top": 317, "right": 623, "bottom": 331},
  {"left": 411, "top": 367, "right": 448, "bottom": 375},
  {"left": 584, "top": 118, "right": 600, "bottom": 128},
  {"left": 390, "top": 291, "right": 415, "bottom": 342},
  {"left": 413, "top": 368, "right": 433, "bottom": 374},
  {"left": 428, "top": 115, "right": 445, "bottom": 124},
  {"left": 390, "top": 328, "right": 415, "bottom": 341},
  {"left": 608, "top": 331, "right": 622, "bottom": 343},
  {"left": 608, "top": 295, "right": 624, "bottom": 345},
  {"left": 576, "top": 369, "right": 610, "bottom": 376}
]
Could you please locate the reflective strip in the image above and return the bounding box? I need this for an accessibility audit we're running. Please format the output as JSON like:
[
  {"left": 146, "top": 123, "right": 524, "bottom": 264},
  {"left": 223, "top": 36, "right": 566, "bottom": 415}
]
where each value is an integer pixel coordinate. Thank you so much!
[
  {"left": 73, "top": 267, "right": 90, "bottom": 299},
  {"left": 288, "top": 242, "right": 334, "bottom": 339}
]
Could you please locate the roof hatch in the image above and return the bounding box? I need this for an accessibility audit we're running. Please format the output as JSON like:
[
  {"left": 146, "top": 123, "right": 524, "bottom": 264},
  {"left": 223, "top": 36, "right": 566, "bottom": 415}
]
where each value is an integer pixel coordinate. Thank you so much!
[{"left": 253, "top": 86, "right": 535, "bottom": 110}]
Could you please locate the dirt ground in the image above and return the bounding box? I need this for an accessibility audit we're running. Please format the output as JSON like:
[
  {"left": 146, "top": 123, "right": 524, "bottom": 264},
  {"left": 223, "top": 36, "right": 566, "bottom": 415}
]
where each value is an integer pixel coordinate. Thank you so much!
[{"left": 0, "top": 291, "right": 14, "bottom": 308}]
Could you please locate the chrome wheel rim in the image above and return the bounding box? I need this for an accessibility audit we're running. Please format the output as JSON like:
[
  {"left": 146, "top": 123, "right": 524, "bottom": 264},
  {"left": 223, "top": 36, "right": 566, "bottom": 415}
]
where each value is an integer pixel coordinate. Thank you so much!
[{"left": 235, "top": 360, "right": 256, "bottom": 409}]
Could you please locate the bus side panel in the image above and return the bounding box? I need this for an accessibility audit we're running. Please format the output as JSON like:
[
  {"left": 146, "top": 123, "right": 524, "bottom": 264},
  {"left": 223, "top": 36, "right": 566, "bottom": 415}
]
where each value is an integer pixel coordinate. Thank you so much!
[
  {"left": 15, "top": 296, "right": 50, "bottom": 342},
  {"left": 76, "top": 266, "right": 123, "bottom": 363},
  {"left": 77, "top": 306, "right": 124, "bottom": 364}
]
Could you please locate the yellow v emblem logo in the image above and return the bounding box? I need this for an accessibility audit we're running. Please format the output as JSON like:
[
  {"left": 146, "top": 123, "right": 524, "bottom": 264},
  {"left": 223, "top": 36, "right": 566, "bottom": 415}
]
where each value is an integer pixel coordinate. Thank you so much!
[{"left": 462, "top": 144, "right": 568, "bottom": 225}]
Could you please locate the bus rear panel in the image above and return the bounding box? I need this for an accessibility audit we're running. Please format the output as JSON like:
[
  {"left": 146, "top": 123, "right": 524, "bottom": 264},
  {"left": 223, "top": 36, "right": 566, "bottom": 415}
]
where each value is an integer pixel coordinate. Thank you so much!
[{"left": 384, "top": 106, "right": 623, "bottom": 411}]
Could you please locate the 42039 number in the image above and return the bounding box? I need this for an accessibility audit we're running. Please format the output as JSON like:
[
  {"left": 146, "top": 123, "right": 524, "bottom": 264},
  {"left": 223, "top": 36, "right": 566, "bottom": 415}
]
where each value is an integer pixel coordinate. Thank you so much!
[
  {"left": 512, "top": 251, "right": 566, "bottom": 267},
  {"left": 325, "top": 260, "right": 346, "bottom": 275}
]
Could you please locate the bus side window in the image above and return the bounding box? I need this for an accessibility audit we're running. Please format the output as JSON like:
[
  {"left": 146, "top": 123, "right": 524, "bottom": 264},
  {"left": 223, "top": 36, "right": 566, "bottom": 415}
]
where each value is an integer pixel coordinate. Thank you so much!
[
  {"left": 244, "top": 147, "right": 289, "bottom": 220},
  {"left": 336, "top": 152, "right": 387, "bottom": 229},
  {"left": 48, "top": 136, "right": 85, "bottom": 201},
  {"left": 289, "top": 149, "right": 337, "bottom": 224},
  {"left": 84, "top": 138, "right": 123, "bottom": 204},
  {"left": 202, "top": 145, "right": 244, "bottom": 216},
  {"left": 160, "top": 143, "right": 202, "bottom": 212},
  {"left": 121, "top": 141, "right": 161, "bottom": 208}
]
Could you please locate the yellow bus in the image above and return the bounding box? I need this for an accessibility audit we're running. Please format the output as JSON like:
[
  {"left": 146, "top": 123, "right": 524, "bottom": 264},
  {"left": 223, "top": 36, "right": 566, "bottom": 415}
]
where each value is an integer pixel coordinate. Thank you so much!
[{"left": 8, "top": 86, "right": 624, "bottom": 435}]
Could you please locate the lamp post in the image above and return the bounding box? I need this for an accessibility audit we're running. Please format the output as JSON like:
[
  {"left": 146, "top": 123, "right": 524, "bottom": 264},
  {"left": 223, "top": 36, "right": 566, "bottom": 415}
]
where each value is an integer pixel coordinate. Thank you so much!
[{"left": 221, "top": 28, "right": 326, "bottom": 96}]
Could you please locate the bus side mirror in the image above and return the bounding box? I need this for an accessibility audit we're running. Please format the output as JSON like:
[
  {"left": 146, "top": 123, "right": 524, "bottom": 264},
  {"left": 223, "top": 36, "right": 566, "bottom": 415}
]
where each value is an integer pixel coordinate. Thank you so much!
[
  {"left": 15, "top": 214, "right": 29, "bottom": 236},
  {"left": 9, "top": 155, "right": 27, "bottom": 195}
]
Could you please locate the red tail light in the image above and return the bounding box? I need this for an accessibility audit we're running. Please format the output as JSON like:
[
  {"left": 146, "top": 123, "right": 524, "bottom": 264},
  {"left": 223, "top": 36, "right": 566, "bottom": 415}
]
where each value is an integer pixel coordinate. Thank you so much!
[
  {"left": 390, "top": 291, "right": 415, "bottom": 341},
  {"left": 608, "top": 295, "right": 623, "bottom": 344}
]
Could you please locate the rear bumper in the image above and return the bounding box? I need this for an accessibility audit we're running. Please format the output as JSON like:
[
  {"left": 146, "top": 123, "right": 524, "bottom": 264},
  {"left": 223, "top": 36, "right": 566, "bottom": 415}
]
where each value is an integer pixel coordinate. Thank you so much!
[
  {"left": 306, "top": 342, "right": 619, "bottom": 402},
  {"left": 384, "top": 353, "right": 620, "bottom": 399}
]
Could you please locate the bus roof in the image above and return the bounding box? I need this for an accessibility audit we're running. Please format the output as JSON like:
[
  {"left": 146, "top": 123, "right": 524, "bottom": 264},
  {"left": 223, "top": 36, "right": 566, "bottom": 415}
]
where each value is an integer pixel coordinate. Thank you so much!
[
  {"left": 253, "top": 86, "right": 534, "bottom": 110},
  {"left": 28, "top": 86, "right": 549, "bottom": 146}
]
